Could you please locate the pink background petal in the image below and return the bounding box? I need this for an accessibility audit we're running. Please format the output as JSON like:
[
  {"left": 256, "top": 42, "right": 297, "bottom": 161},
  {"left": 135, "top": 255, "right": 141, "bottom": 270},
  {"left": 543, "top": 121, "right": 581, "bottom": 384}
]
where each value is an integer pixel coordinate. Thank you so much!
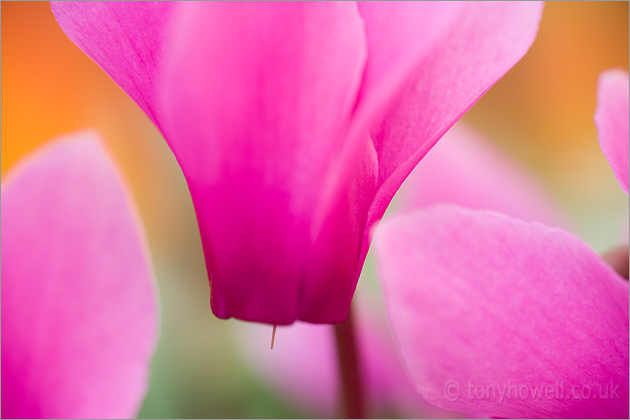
[
  {"left": 161, "top": 2, "right": 366, "bottom": 324},
  {"left": 397, "top": 123, "right": 564, "bottom": 228},
  {"left": 375, "top": 205, "right": 629, "bottom": 418},
  {"left": 233, "top": 290, "right": 463, "bottom": 419},
  {"left": 233, "top": 322, "right": 338, "bottom": 417},
  {"left": 1, "top": 133, "right": 157, "bottom": 419},
  {"left": 50, "top": 2, "right": 175, "bottom": 132},
  {"left": 367, "top": 2, "right": 544, "bottom": 228},
  {"left": 595, "top": 69, "right": 629, "bottom": 194}
]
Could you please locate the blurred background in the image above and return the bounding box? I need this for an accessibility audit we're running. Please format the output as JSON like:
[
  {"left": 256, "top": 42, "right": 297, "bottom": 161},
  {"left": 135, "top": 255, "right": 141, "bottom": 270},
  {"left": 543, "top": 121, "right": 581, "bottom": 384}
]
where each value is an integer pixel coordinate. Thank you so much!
[{"left": 2, "top": 2, "right": 628, "bottom": 418}]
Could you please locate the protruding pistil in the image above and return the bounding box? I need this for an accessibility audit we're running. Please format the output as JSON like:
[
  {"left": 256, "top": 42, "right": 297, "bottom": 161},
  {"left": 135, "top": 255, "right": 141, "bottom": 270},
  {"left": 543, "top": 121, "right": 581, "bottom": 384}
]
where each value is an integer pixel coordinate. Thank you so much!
[{"left": 270, "top": 324, "right": 277, "bottom": 349}]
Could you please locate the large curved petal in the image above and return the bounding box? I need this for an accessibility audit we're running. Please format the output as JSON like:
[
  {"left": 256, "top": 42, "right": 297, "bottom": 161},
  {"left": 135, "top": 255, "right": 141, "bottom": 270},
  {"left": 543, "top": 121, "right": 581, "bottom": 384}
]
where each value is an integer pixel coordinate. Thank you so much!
[
  {"left": 367, "top": 2, "right": 544, "bottom": 228},
  {"left": 1, "top": 133, "right": 157, "bottom": 419},
  {"left": 374, "top": 205, "right": 629, "bottom": 418},
  {"left": 50, "top": 2, "right": 175, "bottom": 132},
  {"left": 397, "top": 123, "right": 564, "bottom": 228},
  {"left": 161, "top": 3, "right": 366, "bottom": 324},
  {"left": 595, "top": 69, "right": 629, "bottom": 194}
]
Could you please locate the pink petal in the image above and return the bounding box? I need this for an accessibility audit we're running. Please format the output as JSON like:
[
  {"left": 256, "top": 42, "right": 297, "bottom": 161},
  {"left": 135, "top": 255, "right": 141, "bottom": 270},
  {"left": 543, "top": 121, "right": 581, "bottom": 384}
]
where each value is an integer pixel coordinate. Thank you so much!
[
  {"left": 50, "top": 2, "right": 175, "bottom": 132},
  {"left": 1, "top": 133, "right": 157, "bottom": 419},
  {"left": 160, "top": 3, "right": 367, "bottom": 324},
  {"left": 397, "top": 123, "right": 564, "bottom": 228},
  {"left": 595, "top": 69, "right": 629, "bottom": 194},
  {"left": 367, "top": 2, "right": 544, "bottom": 228},
  {"left": 374, "top": 205, "right": 629, "bottom": 418}
]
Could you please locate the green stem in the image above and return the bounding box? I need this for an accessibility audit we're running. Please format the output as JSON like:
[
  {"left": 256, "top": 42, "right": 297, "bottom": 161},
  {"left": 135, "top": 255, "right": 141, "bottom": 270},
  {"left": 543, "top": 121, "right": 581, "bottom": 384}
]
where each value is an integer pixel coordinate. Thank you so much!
[{"left": 333, "top": 304, "right": 365, "bottom": 419}]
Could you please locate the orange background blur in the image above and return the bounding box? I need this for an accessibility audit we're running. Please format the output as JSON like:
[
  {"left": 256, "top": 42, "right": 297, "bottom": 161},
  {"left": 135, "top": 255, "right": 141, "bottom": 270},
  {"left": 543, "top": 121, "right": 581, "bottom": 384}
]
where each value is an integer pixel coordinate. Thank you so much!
[{"left": 2, "top": 2, "right": 628, "bottom": 418}]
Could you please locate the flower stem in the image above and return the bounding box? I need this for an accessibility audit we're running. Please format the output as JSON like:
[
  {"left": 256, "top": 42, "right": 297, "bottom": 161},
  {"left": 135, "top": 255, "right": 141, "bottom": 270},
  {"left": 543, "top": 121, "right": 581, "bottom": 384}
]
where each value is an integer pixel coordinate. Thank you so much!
[
  {"left": 334, "top": 304, "right": 365, "bottom": 419},
  {"left": 602, "top": 244, "right": 629, "bottom": 279}
]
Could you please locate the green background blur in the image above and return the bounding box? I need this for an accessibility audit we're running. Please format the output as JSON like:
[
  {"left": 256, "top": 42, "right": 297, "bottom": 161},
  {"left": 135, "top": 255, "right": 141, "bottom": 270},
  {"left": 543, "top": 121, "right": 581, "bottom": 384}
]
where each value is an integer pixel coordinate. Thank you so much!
[{"left": 2, "top": 2, "right": 628, "bottom": 418}]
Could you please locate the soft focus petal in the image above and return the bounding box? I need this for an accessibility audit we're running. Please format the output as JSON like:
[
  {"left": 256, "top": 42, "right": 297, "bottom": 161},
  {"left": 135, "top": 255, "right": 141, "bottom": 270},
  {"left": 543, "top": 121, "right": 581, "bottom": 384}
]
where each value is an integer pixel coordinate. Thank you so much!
[
  {"left": 1, "top": 133, "right": 157, "bottom": 419},
  {"left": 374, "top": 205, "right": 629, "bottom": 418},
  {"left": 367, "top": 2, "right": 544, "bottom": 227},
  {"left": 233, "top": 292, "right": 461, "bottom": 418},
  {"left": 234, "top": 322, "right": 338, "bottom": 417},
  {"left": 595, "top": 69, "right": 629, "bottom": 194},
  {"left": 161, "top": 2, "right": 366, "bottom": 324},
  {"left": 50, "top": 2, "right": 175, "bottom": 132},
  {"left": 397, "top": 123, "right": 564, "bottom": 227}
]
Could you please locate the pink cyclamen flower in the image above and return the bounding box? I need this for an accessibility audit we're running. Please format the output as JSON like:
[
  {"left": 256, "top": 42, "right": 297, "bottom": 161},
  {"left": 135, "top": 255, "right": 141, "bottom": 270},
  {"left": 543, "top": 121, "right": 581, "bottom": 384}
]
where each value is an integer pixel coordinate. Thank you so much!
[
  {"left": 51, "top": 2, "right": 543, "bottom": 325},
  {"left": 373, "top": 72, "right": 630, "bottom": 418},
  {"left": 1, "top": 133, "right": 157, "bottom": 419},
  {"left": 233, "top": 121, "right": 564, "bottom": 419}
]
